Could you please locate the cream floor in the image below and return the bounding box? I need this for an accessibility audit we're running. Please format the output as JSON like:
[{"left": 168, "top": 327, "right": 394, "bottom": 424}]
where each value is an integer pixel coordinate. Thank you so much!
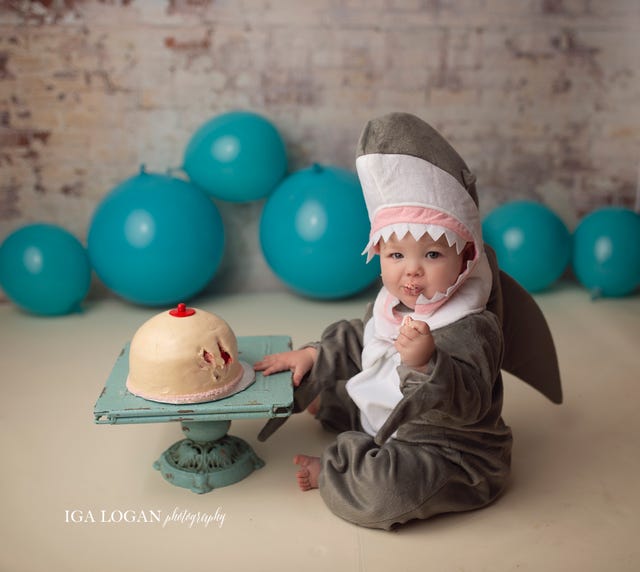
[{"left": 1, "top": 284, "right": 639, "bottom": 572}]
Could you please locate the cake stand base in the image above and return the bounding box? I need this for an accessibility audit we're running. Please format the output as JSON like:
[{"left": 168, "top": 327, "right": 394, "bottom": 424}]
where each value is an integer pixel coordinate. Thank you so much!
[{"left": 153, "top": 420, "right": 265, "bottom": 494}]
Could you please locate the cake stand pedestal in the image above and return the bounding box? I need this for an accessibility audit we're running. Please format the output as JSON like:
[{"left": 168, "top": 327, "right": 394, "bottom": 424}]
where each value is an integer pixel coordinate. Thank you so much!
[{"left": 94, "top": 335, "right": 293, "bottom": 494}]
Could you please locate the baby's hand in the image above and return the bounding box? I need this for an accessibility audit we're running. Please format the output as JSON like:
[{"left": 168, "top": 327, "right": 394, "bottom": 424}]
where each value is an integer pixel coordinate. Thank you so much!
[
  {"left": 253, "top": 347, "right": 318, "bottom": 386},
  {"left": 394, "top": 316, "right": 435, "bottom": 370}
]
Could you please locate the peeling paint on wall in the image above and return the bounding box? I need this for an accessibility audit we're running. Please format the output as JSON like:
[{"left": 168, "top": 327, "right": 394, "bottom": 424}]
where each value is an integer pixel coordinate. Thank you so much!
[{"left": 0, "top": 0, "right": 639, "bottom": 298}]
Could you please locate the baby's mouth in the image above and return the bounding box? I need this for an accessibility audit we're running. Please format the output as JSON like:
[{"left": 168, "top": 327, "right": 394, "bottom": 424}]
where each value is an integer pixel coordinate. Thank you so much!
[{"left": 403, "top": 283, "right": 424, "bottom": 296}]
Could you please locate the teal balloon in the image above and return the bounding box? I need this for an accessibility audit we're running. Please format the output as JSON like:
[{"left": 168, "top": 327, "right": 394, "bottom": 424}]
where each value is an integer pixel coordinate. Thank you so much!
[
  {"left": 572, "top": 207, "right": 640, "bottom": 298},
  {"left": 87, "top": 169, "right": 225, "bottom": 306},
  {"left": 482, "top": 200, "right": 571, "bottom": 292},
  {"left": 183, "top": 110, "right": 288, "bottom": 202},
  {"left": 0, "top": 223, "right": 91, "bottom": 315},
  {"left": 260, "top": 164, "right": 380, "bottom": 299}
]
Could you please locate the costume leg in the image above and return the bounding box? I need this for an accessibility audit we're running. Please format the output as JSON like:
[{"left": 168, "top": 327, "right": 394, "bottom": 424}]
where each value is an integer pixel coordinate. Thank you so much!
[{"left": 319, "top": 431, "right": 506, "bottom": 530}]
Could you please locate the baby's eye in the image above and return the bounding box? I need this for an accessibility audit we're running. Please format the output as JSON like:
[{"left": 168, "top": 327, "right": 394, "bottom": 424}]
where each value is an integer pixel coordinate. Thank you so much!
[
  {"left": 426, "top": 251, "right": 441, "bottom": 259},
  {"left": 390, "top": 252, "right": 404, "bottom": 260}
]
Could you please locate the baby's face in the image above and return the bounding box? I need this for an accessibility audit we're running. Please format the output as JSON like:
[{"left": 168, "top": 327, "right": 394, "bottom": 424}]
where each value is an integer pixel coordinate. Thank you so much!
[{"left": 378, "top": 233, "right": 466, "bottom": 309}]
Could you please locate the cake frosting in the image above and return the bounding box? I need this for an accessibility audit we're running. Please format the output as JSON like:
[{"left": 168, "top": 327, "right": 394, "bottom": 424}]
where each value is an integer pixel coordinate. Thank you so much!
[{"left": 126, "top": 304, "right": 250, "bottom": 404}]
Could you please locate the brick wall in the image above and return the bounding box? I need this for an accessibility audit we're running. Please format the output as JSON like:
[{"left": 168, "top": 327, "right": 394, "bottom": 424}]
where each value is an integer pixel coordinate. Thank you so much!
[{"left": 1, "top": 0, "right": 639, "bottom": 298}]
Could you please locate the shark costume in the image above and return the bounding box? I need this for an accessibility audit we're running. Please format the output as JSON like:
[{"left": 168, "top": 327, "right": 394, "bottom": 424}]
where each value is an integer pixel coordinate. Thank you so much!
[{"left": 259, "top": 112, "right": 562, "bottom": 530}]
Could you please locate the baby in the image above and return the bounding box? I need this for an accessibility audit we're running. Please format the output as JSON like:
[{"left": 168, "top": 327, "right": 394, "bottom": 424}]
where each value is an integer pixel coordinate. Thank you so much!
[
  {"left": 255, "top": 229, "right": 478, "bottom": 492},
  {"left": 254, "top": 112, "right": 559, "bottom": 530}
]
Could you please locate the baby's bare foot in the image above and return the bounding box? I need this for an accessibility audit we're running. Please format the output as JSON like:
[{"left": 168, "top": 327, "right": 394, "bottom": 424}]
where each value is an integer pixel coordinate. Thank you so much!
[{"left": 293, "top": 454, "right": 321, "bottom": 491}]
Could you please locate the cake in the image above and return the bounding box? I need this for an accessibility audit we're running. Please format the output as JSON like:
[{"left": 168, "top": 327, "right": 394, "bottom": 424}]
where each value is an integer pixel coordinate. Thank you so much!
[{"left": 125, "top": 303, "right": 252, "bottom": 404}]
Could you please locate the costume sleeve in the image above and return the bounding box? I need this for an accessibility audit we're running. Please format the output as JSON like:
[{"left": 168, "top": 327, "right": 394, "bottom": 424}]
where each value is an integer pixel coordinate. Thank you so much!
[
  {"left": 258, "top": 308, "right": 370, "bottom": 442},
  {"left": 375, "top": 312, "right": 503, "bottom": 444},
  {"left": 308, "top": 317, "right": 365, "bottom": 384}
]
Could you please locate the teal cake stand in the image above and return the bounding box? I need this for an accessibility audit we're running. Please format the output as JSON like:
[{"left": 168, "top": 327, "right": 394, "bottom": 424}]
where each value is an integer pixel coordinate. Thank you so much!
[{"left": 94, "top": 335, "right": 293, "bottom": 493}]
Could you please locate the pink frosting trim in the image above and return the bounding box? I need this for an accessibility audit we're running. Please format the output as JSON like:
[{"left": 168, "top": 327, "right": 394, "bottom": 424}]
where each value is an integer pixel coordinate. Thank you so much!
[
  {"left": 125, "top": 363, "right": 252, "bottom": 405},
  {"left": 371, "top": 206, "right": 474, "bottom": 244}
]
